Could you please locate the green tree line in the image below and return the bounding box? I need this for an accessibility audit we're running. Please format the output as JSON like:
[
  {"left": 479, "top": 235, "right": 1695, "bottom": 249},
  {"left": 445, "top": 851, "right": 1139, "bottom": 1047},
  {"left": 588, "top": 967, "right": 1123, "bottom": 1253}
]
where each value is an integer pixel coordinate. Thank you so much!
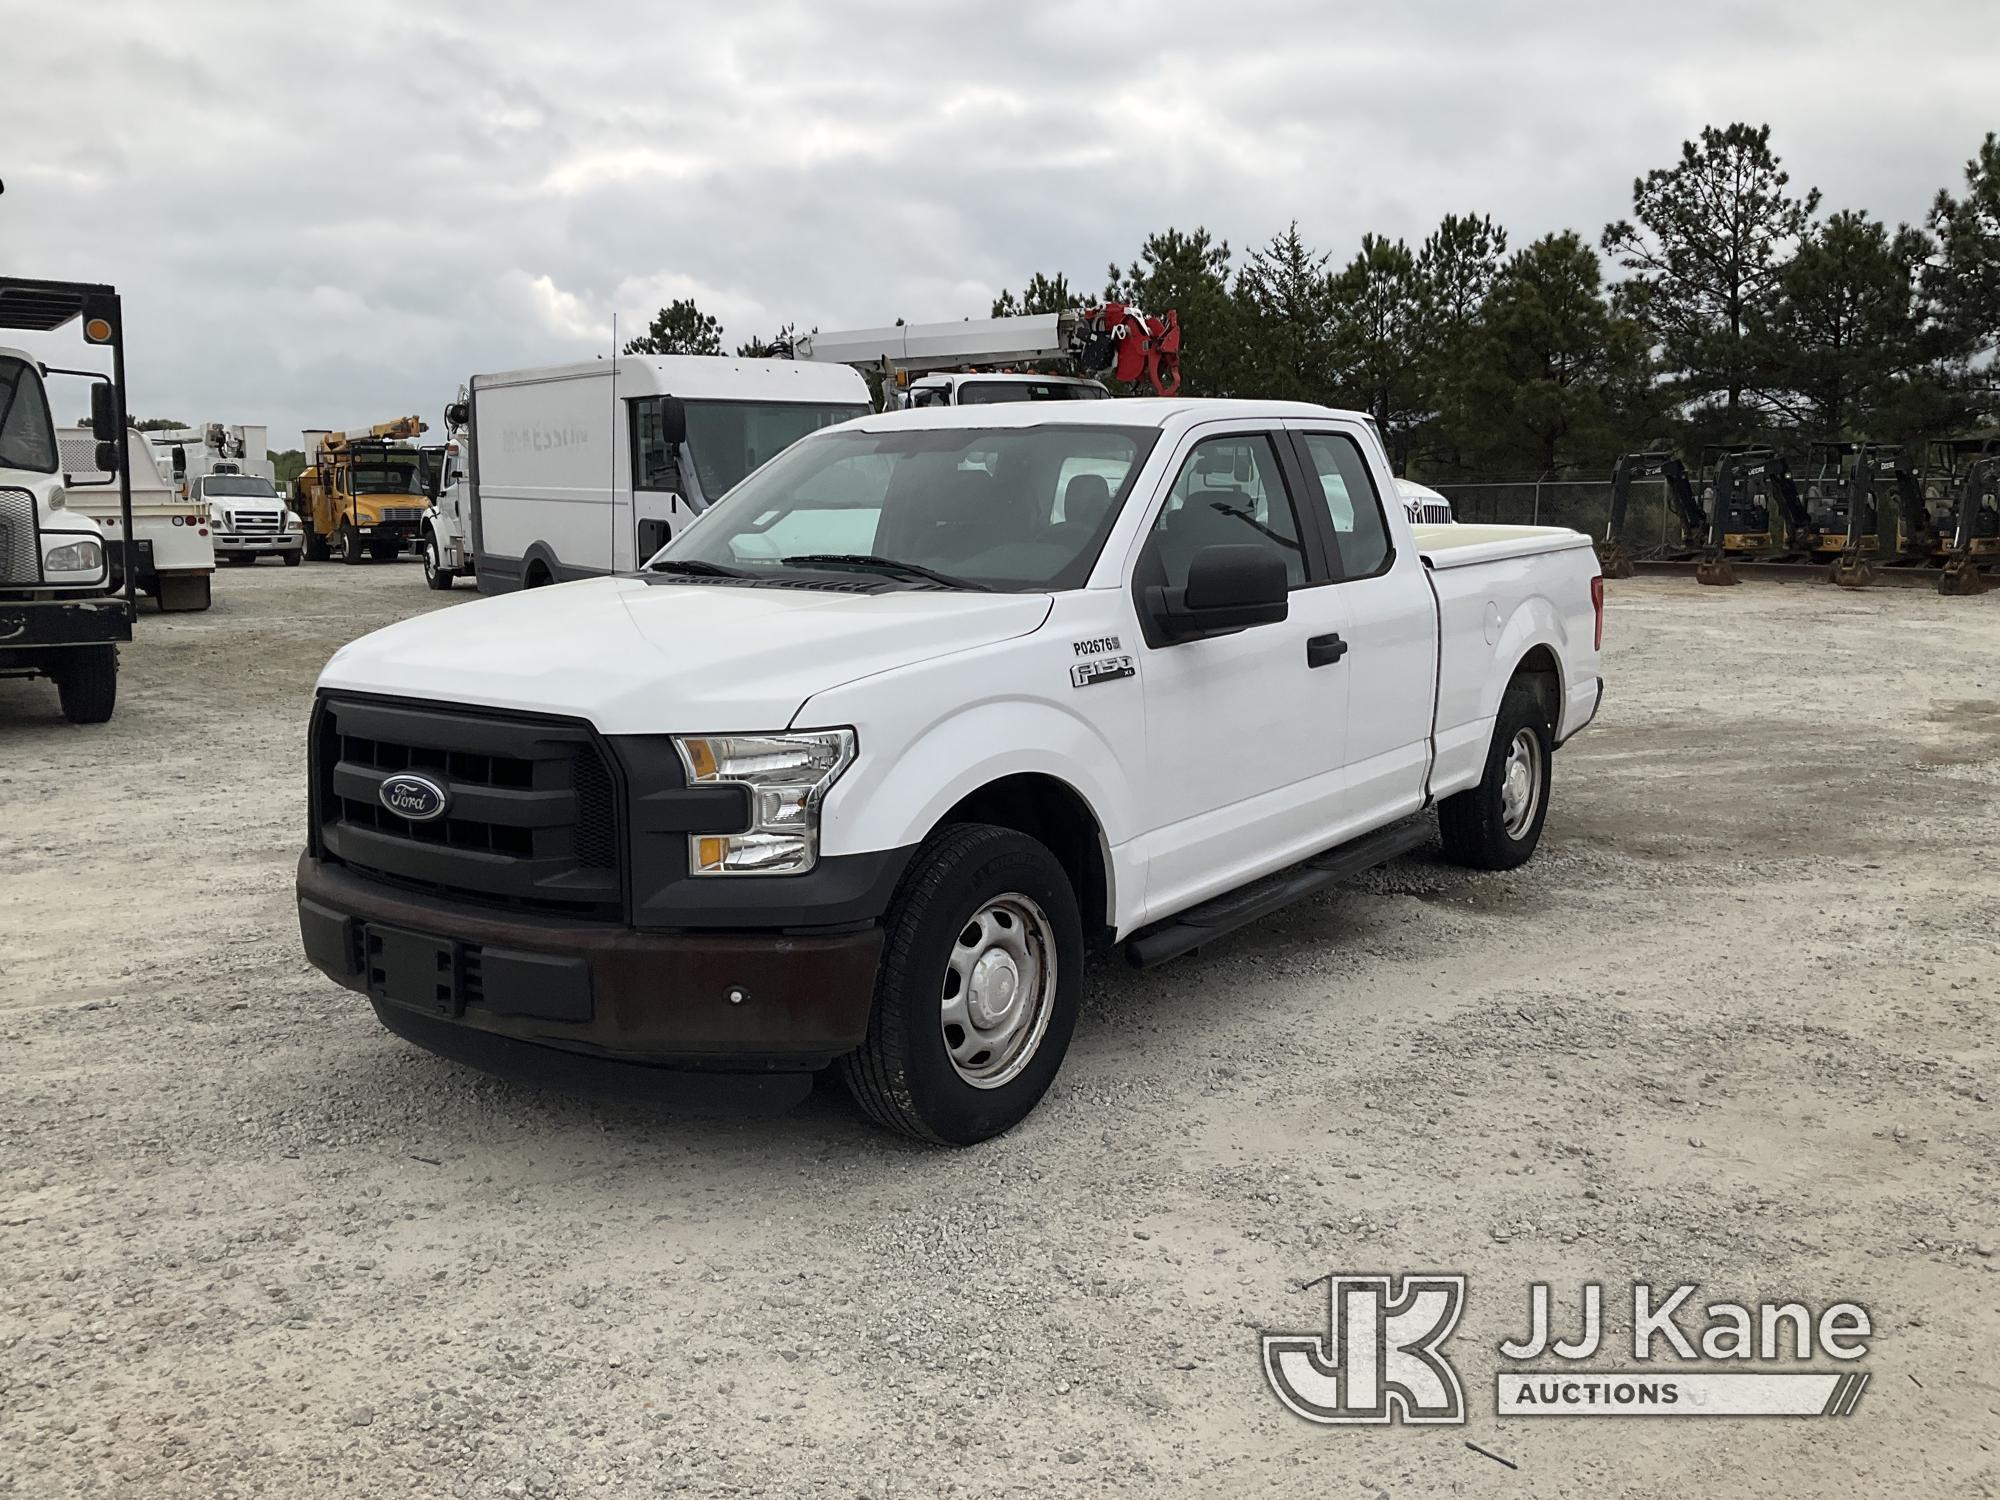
[{"left": 629, "top": 123, "right": 1999, "bottom": 479}]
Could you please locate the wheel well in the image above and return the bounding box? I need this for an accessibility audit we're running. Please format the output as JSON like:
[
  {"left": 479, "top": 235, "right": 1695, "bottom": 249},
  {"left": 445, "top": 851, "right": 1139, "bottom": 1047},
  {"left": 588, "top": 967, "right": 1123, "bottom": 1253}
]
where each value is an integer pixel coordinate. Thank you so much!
[
  {"left": 937, "top": 774, "right": 1111, "bottom": 940},
  {"left": 523, "top": 559, "right": 553, "bottom": 587},
  {"left": 1510, "top": 644, "right": 1561, "bottom": 723}
]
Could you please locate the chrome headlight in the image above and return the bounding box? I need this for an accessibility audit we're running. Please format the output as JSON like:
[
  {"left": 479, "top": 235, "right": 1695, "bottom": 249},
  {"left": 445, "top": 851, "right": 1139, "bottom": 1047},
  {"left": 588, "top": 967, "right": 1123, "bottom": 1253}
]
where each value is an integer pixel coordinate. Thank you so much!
[
  {"left": 673, "top": 729, "right": 857, "bottom": 875},
  {"left": 43, "top": 539, "right": 104, "bottom": 573}
]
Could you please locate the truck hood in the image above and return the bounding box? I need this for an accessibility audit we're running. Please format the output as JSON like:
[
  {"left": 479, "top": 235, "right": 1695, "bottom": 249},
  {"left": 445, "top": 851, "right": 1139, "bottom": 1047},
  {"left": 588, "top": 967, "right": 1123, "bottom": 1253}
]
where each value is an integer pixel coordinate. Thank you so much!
[{"left": 318, "top": 576, "right": 1054, "bottom": 733}]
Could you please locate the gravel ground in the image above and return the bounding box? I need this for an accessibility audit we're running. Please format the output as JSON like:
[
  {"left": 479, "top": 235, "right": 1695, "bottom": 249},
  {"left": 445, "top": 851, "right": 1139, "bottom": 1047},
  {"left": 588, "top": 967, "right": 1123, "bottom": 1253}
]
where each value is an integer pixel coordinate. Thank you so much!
[{"left": 3, "top": 562, "right": 1997, "bottom": 1498}]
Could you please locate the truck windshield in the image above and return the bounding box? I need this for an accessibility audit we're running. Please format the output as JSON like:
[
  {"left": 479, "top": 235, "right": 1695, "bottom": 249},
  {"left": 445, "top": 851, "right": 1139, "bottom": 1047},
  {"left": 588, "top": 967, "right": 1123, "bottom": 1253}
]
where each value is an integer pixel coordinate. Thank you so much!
[
  {"left": 350, "top": 458, "right": 425, "bottom": 495},
  {"left": 0, "top": 356, "right": 59, "bottom": 473},
  {"left": 668, "top": 400, "right": 868, "bottom": 500},
  {"left": 202, "top": 475, "right": 278, "bottom": 498},
  {"left": 653, "top": 423, "right": 1158, "bottom": 592}
]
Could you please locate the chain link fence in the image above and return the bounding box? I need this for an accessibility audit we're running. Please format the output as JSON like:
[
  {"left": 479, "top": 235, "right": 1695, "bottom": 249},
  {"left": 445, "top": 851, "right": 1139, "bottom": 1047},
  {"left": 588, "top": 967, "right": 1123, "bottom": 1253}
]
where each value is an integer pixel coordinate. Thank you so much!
[{"left": 1424, "top": 478, "right": 1677, "bottom": 547}]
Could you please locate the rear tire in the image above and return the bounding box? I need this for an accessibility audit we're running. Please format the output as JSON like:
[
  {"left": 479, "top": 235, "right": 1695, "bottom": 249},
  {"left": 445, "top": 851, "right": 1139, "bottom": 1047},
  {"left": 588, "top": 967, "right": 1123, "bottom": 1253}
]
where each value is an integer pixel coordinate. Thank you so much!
[
  {"left": 304, "top": 527, "right": 328, "bottom": 562},
  {"left": 1438, "top": 680, "right": 1553, "bottom": 871},
  {"left": 54, "top": 645, "right": 118, "bottom": 725},
  {"left": 840, "top": 824, "right": 1082, "bottom": 1146}
]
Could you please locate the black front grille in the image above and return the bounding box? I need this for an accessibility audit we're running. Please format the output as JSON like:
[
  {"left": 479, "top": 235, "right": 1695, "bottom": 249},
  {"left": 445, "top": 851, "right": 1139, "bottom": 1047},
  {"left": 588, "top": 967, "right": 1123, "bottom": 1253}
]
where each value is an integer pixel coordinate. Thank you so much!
[{"left": 313, "top": 695, "right": 623, "bottom": 919}]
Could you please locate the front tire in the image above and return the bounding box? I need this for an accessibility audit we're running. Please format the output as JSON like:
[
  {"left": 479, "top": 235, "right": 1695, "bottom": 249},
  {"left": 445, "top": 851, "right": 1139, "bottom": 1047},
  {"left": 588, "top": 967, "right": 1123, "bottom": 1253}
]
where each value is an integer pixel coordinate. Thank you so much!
[
  {"left": 54, "top": 645, "right": 118, "bottom": 724},
  {"left": 423, "top": 534, "right": 456, "bottom": 590},
  {"left": 841, "top": 824, "right": 1082, "bottom": 1145},
  {"left": 282, "top": 548, "right": 302, "bottom": 567},
  {"left": 1438, "top": 680, "right": 1553, "bottom": 870},
  {"left": 337, "top": 523, "right": 365, "bottom": 565}
]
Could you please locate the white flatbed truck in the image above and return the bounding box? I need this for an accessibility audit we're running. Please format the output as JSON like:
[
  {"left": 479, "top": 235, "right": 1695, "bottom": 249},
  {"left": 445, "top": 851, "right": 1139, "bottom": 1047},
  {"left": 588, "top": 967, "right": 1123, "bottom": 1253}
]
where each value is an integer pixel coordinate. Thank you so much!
[{"left": 59, "top": 426, "right": 216, "bottom": 610}]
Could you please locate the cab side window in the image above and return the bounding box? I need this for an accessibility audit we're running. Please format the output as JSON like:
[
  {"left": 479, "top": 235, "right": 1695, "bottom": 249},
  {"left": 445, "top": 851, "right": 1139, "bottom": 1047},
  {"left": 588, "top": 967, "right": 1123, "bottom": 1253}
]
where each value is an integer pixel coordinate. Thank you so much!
[
  {"left": 1145, "top": 434, "right": 1307, "bottom": 589},
  {"left": 1296, "top": 432, "right": 1392, "bottom": 579}
]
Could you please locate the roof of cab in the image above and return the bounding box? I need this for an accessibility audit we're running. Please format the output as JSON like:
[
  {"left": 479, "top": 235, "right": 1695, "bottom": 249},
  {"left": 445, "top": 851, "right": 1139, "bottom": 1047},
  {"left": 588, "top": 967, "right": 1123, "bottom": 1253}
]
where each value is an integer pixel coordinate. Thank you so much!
[{"left": 847, "top": 397, "right": 1372, "bottom": 433}]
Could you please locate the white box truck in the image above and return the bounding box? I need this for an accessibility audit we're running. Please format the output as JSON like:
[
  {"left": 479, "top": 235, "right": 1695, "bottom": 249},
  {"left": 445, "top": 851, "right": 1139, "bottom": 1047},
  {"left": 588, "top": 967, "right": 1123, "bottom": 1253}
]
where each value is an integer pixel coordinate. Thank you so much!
[{"left": 422, "top": 355, "right": 870, "bottom": 592}]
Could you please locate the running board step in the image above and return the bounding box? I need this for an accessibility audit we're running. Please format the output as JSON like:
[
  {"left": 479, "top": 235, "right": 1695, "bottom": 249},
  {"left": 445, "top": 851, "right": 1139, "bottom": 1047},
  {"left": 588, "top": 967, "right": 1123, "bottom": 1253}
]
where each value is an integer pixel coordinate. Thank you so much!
[{"left": 1121, "top": 817, "right": 1432, "bottom": 969}]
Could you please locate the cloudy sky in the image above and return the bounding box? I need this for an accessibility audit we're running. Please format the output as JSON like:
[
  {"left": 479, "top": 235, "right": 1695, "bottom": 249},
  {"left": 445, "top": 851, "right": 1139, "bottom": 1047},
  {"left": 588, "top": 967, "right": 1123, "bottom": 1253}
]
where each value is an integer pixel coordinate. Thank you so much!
[{"left": 5, "top": 0, "right": 1993, "bottom": 447}]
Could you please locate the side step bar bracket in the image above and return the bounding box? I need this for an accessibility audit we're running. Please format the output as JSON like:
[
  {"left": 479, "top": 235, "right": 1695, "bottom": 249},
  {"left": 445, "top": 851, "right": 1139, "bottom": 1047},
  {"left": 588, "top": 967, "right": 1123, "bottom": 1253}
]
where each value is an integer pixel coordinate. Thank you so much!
[{"left": 1122, "top": 817, "right": 1432, "bottom": 969}]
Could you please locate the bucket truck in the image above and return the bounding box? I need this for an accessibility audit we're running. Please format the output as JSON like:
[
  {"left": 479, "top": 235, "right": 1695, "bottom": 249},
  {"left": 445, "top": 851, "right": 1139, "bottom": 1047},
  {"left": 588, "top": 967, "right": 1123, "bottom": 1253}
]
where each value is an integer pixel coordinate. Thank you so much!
[{"left": 787, "top": 304, "right": 1182, "bottom": 407}]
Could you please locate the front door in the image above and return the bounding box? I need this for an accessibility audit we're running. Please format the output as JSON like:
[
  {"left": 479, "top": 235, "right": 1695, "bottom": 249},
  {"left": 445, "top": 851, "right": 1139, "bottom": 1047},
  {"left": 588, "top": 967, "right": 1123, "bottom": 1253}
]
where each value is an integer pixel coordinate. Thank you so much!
[{"left": 1130, "top": 426, "right": 1352, "bottom": 922}]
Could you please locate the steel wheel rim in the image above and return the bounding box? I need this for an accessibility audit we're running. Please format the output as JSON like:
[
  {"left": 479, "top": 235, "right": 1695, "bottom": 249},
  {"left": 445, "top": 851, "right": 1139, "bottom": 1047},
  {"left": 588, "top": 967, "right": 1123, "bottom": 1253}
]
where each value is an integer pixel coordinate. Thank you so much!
[
  {"left": 423, "top": 540, "right": 437, "bottom": 581},
  {"left": 940, "top": 892, "right": 1056, "bottom": 1090},
  {"left": 1500, "top": 728, "right": 1543, "bottom": 839}
]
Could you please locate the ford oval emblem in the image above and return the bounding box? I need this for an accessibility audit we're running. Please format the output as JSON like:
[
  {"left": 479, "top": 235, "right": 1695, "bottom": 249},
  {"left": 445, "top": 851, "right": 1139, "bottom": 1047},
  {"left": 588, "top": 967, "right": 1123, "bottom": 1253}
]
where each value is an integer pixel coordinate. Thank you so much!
[{"left": 379, "top": 772, "right": 449, "bottom": 822}]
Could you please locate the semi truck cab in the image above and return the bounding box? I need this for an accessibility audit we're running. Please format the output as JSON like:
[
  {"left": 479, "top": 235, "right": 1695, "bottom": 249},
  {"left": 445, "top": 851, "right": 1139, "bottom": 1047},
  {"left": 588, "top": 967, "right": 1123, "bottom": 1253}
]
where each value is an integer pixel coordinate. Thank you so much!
[{"left": 0, "top": 278, "right": 138, "bottom": 723}]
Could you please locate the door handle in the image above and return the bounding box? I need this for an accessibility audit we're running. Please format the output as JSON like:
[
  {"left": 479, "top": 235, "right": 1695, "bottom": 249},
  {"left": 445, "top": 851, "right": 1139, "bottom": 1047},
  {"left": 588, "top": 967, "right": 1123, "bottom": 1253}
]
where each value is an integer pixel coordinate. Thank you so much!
[{"left": 1306, "top": 632, "right": 1348, "bottom": 668}]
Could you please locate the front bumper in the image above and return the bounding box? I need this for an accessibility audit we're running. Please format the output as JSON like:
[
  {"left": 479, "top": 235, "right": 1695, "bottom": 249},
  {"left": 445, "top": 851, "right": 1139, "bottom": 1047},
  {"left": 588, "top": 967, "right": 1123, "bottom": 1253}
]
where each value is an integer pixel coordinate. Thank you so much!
[
  {"left": 215, "top": 535, "right": 302, "bottom": 553},
  {"left": 296, "top": 855, "right": 883, "bottom": 1072},
  {"left": 0, "top": 595, "right": 133, "bottom": 648}
]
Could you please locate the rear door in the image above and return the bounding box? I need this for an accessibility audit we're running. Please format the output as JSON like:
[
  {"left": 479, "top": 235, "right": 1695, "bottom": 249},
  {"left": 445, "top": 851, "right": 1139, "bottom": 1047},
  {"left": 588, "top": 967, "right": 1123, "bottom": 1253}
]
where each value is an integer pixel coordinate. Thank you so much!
[
  {"left": 1127, "top": 423, "right": 1352, "bottom": 921},
  {"left": 1283, "top": 423, "right": 1438, "bottom": 838}
]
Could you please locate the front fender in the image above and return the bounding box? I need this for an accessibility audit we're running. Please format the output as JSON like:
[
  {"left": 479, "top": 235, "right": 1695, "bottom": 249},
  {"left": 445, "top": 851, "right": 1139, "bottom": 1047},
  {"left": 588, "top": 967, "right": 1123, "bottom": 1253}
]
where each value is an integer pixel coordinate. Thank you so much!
[{"left": 818, "top": 694, "right": 1135, "bottom": 857}]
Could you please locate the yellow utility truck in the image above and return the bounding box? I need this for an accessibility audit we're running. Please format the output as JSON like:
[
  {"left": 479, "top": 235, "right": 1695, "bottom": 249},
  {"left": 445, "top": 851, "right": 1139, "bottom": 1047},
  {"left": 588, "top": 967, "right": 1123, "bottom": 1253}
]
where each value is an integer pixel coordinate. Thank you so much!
[{"left": 292, "top": 416, "right": 431, "bottom": 563}]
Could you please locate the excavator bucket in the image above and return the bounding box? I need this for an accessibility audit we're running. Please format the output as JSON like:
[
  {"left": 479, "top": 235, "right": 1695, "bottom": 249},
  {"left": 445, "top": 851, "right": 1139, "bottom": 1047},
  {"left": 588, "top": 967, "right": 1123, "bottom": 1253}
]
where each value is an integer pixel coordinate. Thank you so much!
[
  {"left": 1938, "top": 557, "right": 1989, "bottom": 596},
  {"left": 1695, "top": 553, "right": 1740, "bottom": 587},
  {"left": 1593, "top": 540, "right": 1636, "bottom": 580},
  {"left": 1829, "top": 553, "right": 1873, "bottom": 589}
]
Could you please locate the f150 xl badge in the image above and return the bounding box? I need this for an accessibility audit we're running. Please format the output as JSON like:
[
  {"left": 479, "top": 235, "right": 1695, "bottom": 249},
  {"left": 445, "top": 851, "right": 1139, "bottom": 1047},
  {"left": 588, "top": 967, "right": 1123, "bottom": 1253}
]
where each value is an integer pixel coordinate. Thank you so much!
[{"left": 1071, "top": 654, "right": 1135, "bottom": 689}]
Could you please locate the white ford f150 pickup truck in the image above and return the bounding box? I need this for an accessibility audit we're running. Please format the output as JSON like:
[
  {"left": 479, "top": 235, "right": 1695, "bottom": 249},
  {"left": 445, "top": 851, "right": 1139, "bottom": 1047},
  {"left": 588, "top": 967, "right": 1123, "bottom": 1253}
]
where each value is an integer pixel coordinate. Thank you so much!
[{"left": 298, "top": 399, "right": 1603, "bottom": 1144}]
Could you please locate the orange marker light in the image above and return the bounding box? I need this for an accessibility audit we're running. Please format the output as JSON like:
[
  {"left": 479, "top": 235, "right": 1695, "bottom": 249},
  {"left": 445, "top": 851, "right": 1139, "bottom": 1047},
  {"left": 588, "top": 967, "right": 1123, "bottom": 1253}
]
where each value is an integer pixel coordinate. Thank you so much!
[{"left": 84, "top": 317, "right": 113, "bottom": 343}]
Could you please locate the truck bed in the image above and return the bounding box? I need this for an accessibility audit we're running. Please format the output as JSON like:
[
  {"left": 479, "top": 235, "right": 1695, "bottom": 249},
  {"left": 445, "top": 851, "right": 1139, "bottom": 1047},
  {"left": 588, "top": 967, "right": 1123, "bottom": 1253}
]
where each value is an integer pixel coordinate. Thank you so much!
[
  {"left": 1413, "top": 522, "right": 1596, "bottom": 568},
  {"left": 1414, "top": 522, "right": 1602, "bottom": 803}
]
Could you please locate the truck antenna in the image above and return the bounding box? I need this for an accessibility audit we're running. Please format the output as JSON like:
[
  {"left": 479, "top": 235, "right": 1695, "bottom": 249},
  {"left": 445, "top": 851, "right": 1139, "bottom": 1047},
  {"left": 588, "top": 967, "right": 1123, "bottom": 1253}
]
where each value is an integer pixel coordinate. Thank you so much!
[{"left": 608, "top": 312, "right": 618, "bottom": 572}]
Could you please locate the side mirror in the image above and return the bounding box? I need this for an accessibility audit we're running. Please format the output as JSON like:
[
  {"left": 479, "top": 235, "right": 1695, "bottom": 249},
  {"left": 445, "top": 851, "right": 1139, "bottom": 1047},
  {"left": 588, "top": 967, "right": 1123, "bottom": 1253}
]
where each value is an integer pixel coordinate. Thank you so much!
[
  {"left": 94, "top": 440, "right": 121, "bottom": 473},
  {"left": 659, "top": 396, "right": 688, "bottom": 448},
  {"left": 89, "top": 380, "right": 118, "bottom": 438},
  {"left": 1145, "top": 545, "right": 1289, "bottom": 644},
  {"left": 170, "top": 444, "right": 187, "bottom": 478}
]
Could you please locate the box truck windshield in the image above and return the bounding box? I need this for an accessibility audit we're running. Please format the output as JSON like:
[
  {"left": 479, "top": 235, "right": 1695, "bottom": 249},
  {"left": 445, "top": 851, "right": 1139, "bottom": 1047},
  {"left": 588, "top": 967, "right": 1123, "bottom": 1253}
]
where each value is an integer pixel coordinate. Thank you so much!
[{"left": 634, "top": 397, "right": 866, "bottom": 502}]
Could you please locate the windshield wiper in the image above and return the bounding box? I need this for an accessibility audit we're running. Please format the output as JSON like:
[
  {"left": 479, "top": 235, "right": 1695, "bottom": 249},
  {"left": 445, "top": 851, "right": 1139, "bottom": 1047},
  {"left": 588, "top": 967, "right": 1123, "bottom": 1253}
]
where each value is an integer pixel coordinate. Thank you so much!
[
  {"left": 780, "top": 554, "right": 992, "bottom": 591},
  {"left": 647, "top": 556, "right": 749, "bottom": 578}
]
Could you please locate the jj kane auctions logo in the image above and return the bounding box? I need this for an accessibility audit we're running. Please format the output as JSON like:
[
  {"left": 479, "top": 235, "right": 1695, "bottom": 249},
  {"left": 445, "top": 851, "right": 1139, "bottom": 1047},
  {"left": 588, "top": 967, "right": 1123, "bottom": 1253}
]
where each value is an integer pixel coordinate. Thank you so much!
[{"left": 1262, "top": 1276, "right": 1872, "bottom": 1423}]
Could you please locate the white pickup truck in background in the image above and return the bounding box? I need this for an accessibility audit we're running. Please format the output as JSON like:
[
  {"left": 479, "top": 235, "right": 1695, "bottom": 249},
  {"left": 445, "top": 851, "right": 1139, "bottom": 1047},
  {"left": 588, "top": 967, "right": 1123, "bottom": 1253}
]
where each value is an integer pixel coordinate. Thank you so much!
[
  {"left": 196, "top": 471, "right": 303, "bottom": 566},
  {"left": 299, "top": 398, "right": 1603, "bottom": 1145}
]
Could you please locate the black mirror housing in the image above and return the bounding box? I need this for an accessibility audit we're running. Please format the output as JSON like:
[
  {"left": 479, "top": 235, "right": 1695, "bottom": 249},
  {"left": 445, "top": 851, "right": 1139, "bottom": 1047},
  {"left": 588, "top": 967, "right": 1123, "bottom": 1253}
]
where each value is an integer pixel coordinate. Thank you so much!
[
  {"left": 660, "top": 395, "right": 688, "bottom": 448},
  {"left": 1145, "top": 544, "right": 1289, "bottom": 644},
  {"left": 89, "top": 380, "right": 118, "bottom": 437},
  {"left": 94, "top": 440, "right": 121, "bottom": 473}
]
